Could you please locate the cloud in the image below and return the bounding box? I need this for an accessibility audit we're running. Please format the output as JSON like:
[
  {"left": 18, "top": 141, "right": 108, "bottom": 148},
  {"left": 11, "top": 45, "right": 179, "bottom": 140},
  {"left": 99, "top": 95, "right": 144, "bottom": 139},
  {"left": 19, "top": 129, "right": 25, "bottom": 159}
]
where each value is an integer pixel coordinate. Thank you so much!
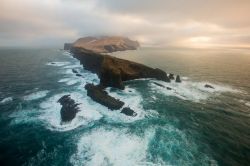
[{"left": 1, "top": 0, "right": 250, "bottom": 47}]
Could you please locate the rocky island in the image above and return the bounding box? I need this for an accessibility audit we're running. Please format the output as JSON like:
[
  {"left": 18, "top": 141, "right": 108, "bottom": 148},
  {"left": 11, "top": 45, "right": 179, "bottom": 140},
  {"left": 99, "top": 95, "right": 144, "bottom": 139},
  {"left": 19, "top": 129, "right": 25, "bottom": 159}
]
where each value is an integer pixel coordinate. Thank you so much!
[
  {"left": 64, "top": 36, "right": 140, "bottom": 53},
  {"left": 62, "top": 36, "right": 176, "bottom": 119},
  {"left": 61, "top": 36, "right": 218, "bottom": 121}
]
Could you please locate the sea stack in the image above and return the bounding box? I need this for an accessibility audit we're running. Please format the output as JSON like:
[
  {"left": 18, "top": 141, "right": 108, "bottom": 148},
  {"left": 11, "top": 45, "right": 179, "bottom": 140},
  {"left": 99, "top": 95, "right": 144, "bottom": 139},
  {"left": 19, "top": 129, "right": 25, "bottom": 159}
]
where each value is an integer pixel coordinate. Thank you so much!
[
  {"left": 85, "top": 84, "right": 125, "bottom": 110},
  {"left": 176, "top": 75, "right": 181, "bottom": 83},
  {"left": 58, "top": 95, "right": 80, "bottom": 122},
  {"left": 169, "top": 73, "right": 174, "bottom": 80}
]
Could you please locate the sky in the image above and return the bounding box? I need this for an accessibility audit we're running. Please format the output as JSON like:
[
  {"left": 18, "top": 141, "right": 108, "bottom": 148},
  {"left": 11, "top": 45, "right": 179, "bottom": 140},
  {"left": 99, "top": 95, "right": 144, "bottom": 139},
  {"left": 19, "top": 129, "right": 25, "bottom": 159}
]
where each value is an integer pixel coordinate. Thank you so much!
[{"left": 1, "top": 0, "right": 250, "bottom": 48}]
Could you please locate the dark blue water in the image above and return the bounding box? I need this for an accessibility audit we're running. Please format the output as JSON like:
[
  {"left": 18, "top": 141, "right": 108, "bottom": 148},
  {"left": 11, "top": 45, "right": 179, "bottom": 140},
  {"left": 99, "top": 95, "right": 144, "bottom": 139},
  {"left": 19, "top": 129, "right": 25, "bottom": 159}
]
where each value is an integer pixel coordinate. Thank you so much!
[{"left": 0, "top": 48, "right": 249, "bottom": 166}]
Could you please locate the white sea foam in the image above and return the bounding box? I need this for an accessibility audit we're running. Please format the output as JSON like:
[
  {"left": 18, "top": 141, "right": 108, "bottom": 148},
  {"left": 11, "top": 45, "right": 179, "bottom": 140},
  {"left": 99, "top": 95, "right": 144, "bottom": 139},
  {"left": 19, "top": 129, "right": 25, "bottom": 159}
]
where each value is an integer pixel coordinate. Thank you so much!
[
  {"left": 23, "top": 90, "right": 49, "bottom": 101},
  {"left": 63, "top": 64, "right": 82, "bottom": 69},
  {"left": 62, "top": 51, "right": 72, "bottom": 56},
  {"left": 46, "top": 62, "right": 69, "bottom": 67},
  {"left": 150, "top": 80, "right": 239, "bottom": 102},
  {"left": 105, "top": 86, "right": 159, "bottom": 122},
  {"left": 70, "top": 125, "right": 216, "bottom": 166},
  {"left": 240, "top": 100, "right": 250, "bottom": 107},
  {"left": 59, "top": 70, "right": 99, "bottom": 86},
  {"left": 39, "top": 92, "right": 103, "bottom": 132},
  {"left": 66, "top": 79, "right": 79, "bottom": 85},
  {"left": 40, "top": 84, "right": 149, "bottom": 129},
  {"left": 63, "top": 60, "right": 82, "bottom": 69},
  {"left": 0, "top": 97, "right": 13, "bottom": 104},
  {"left": 182, "top": 76, "right": 189, "bottom": 80},
  {"left": 58, "top": 78, "right": 72, "bottom": 83},
  {"left": 70, "top": 127, "right": 155, "bottom": 166}
]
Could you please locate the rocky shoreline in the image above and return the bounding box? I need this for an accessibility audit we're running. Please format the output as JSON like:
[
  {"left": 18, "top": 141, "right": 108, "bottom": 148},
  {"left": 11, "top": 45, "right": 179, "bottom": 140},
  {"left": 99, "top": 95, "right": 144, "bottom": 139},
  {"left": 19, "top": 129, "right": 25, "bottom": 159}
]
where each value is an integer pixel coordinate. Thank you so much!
[
  {"left": 59, "top": 38, "right": 216, "bottom": 121},
  {"left": 70, "top": 47, "right": 171, "bottom": 89},
  {"left": 67, "top": 46, "right": 173, "bottom": 118},
  {"left": 59, "top": 36, "right": 182, "bottom": 120}
]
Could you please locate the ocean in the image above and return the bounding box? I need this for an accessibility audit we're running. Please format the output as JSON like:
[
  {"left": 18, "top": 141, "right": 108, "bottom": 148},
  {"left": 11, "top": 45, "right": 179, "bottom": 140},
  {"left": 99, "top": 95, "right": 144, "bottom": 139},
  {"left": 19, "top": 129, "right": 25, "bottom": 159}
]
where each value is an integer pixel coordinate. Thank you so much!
[{"left": 0, "top": 47, "right": 249, "bottom": 166}]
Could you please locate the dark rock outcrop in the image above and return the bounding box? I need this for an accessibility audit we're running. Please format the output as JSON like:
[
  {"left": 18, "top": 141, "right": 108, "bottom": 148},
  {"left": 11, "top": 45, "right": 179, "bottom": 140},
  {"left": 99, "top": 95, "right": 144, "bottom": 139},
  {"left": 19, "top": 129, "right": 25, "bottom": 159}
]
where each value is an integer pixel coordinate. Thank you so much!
[
  {"left": 58, "top": 95, "right": 80, "bottom": 122},
  {"left": 64, "top": 43, "right": 73, "bottom": 50},
  {"left": 85, "top": 83, "right": 124, "bottom": 110},
  {"left": 76, "top": 74, "right": 82, "bottom": 77},
  {"left": 205, "top": 84, "right": 214, "bottom": 89},
  {"left": 169, "top": 73, "right": 174, "bottom": 80},
  {"left": 121, "top": 107, "right": 137, "bottom": 116},
  {"left": 175, "top": 75, "right": 181, "bottom": 83},
  {"left": 153, "top": 82, "right": 172, "bottom": 90},
  {"left": 71, "top": 47, "right": 170, "bottom": 89},
  {"left": 72, "top": 69, "right": 78, "bottom": 74}
]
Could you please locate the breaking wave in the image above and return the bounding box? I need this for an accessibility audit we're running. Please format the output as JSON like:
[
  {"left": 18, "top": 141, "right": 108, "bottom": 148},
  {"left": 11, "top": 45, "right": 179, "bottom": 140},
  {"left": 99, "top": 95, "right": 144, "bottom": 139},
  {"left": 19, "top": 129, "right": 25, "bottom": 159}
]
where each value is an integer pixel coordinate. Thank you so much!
[
  {"left": 150, "top": 80, "right": 240, "bottom": 102},
  {"left": 23, "top": 90, "right": 50, "bottom": 101},
  {"left": 0, "top": 97, "right": 13, "bottom": 104}
]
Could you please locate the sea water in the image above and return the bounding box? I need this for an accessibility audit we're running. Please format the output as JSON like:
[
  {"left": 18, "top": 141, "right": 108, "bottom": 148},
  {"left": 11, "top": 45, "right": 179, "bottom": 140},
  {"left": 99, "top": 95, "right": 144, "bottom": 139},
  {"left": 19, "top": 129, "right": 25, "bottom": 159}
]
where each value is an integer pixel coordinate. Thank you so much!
[{"left": 0, "top": 47, "right": 249, "bottom": 166}]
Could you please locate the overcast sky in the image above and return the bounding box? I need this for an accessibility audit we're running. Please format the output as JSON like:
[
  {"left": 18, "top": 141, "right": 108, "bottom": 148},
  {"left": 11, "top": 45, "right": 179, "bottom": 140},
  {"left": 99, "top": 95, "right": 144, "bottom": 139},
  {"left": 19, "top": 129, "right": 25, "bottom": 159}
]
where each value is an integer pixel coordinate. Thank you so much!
[{"left": 1, "top": 0, "right": 250, "bottom": 48}]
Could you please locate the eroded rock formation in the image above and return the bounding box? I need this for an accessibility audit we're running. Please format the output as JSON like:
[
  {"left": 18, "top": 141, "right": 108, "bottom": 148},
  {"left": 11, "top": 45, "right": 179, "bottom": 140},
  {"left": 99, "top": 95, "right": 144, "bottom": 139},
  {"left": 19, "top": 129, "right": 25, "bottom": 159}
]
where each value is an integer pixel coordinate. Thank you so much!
[
  {"left": 176, "top": 75, "right": 181, "bottom": 83},
  {"left": 205, "top": 84, "right": 214, "bottom": 89},
  {"left": 85, "top": 84, "right": 124, "bottom": 110},
  {"left": 71, "top": 47, "right": 170, "bottom": 89},
  {"left": 58, "top": 95, "right": 80, "bottom": 122},
  {"left": 121, "top": 107, "right": 137, "bottom": 116}
]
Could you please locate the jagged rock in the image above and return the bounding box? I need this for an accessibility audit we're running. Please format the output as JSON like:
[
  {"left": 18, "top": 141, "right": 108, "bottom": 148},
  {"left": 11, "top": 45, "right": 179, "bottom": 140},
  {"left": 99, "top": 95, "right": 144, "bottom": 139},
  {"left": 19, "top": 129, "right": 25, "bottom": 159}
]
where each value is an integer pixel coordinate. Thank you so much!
[
  {"left": 153, "top": 82, "right": 172, "bottom": 90},
  {"left": 76, "top": 74, "right": 82, "bottom": 77},
  {"left": 71, "top": 47, "right": 170, "bottom": 89},
  {"left": 205, "top": 84, "right": 214, "bottom": 89},
  {"left": 72, "top": 69, "right": 78, "bottom": 73},
  {"left": 175, "top": 75, "right": 181, "bottom": 83},
  {"left": 58, "top": 95, "right": 80, "bottom": 122},
  {"left": 169, "top": 73, "right": 174, "bottom": 80},
  {"left": 166, "top": 87, "right": 172, "bottom": 90},
  {"left": 85, "top": 83, "right": 124, "bottom": 110},
  {"left": 121, "top": 107, "right": 137, "bottom": 116}
]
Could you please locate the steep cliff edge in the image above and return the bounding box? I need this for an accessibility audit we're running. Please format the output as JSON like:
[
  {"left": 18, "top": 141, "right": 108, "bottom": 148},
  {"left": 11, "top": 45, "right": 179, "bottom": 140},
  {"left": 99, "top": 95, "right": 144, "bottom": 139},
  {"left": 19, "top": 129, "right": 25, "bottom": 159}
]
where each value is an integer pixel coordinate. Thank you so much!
[
  {"left": 63, "top": 36, "right": 171, "bottom": 117},
  {"left": 71, "top": 47, "right": 170, "bottom": 89}
]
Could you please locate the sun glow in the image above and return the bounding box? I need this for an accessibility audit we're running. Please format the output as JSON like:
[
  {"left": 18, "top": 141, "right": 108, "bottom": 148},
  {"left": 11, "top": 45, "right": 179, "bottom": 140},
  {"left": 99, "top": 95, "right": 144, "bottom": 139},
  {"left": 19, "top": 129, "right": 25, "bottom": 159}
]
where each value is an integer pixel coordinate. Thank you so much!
[
  {"left": 189, "top": 36, "right": 211, "bottom": 43},
  {"left": 186, "top": 36, "right": 213, "bottom": 48}
]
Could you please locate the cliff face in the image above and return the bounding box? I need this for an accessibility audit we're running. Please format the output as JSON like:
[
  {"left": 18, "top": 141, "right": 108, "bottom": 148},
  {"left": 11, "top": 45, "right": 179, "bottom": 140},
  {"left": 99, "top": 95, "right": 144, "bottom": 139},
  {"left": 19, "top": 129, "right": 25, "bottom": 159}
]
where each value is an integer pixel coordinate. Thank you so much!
[
  {"left": 71, "top": 47, "right": 169, "bottom": 89},
  {"left": 64, "top": 37, "right": 171, "bottom": 116},
  {"left": 72, "top": 36, "right": 140, "bottom": 53}
]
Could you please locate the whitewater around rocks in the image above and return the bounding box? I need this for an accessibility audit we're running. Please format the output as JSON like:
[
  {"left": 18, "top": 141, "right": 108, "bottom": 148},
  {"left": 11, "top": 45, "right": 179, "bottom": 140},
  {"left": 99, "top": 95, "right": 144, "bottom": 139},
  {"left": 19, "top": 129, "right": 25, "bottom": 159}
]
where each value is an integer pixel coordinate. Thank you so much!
[{"left": 2, "top": 49, "right": 249, "bottom": 166}]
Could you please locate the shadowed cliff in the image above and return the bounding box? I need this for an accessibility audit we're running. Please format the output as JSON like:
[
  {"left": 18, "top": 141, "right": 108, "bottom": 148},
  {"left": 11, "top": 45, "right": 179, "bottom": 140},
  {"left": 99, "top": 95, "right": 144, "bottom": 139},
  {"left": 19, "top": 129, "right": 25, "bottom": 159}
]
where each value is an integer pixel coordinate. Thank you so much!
[{"left": 71, "top": 47, "right": 170, "bottom": 89}]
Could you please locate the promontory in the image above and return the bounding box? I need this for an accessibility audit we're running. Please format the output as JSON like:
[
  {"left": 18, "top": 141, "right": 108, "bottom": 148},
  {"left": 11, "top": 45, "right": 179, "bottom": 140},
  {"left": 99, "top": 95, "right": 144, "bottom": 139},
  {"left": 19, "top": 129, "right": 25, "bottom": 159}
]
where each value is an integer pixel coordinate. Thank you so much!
[{"left": 62, "top": 36, "right": 173, "bottom": 118}]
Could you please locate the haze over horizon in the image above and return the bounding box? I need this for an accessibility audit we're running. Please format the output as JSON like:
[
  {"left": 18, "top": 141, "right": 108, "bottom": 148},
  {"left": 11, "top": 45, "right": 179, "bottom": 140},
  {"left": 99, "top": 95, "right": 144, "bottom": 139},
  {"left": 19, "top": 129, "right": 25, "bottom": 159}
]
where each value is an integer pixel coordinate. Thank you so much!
[{"left": 1, "top": 0, "right": 250, "bottom": 48}]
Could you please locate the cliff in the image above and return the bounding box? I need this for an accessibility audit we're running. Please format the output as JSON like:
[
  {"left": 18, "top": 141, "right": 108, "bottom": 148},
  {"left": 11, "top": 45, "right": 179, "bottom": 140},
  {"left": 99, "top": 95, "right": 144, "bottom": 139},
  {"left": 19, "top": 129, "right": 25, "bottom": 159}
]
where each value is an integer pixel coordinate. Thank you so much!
[
  {"left": 62, "top": 37, "right": 174, "bottom": 117},
  {"left": 71, "top": 36, "right": 140, "bottom": 53},
  {"left": 71, "top": 47, "right": 170, "bottom": 89}
]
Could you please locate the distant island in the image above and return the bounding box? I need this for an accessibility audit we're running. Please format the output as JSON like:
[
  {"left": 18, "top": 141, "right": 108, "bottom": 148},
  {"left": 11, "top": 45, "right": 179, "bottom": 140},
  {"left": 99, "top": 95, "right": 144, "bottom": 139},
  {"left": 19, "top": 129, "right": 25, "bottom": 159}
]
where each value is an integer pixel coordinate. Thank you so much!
[{"left": 64, "top": 36, "right": 140, "bottom": 53}]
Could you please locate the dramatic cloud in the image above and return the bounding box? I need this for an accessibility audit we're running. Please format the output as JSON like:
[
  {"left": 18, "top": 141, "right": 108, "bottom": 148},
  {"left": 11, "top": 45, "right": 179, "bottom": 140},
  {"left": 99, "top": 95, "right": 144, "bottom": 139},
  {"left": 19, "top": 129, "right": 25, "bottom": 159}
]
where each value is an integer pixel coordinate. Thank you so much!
[{"left": 1, "top": 0, "right": 250, "bottom": 47}]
